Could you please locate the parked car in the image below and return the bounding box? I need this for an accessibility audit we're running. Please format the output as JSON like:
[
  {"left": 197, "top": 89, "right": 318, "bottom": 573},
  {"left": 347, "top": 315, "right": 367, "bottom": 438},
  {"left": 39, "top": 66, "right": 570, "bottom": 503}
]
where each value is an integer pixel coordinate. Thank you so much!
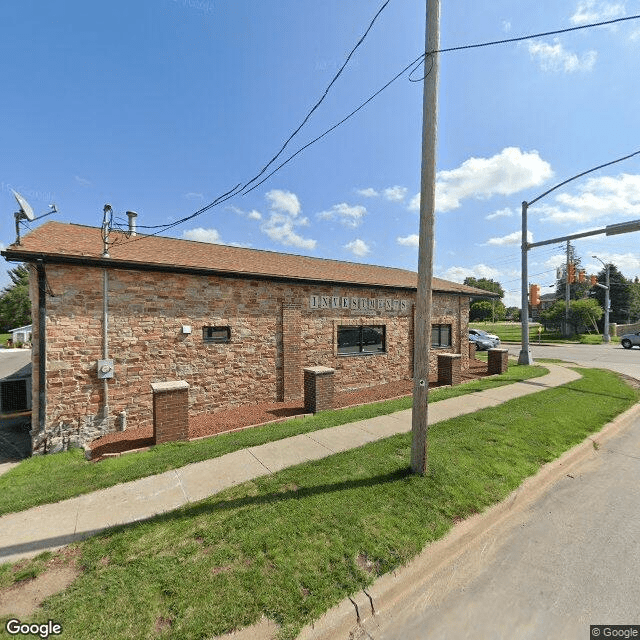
[
  {"left": 468, "top": 333, "right": 495, "bottom": 351},
  {"left": 620, "top": 332, "right": 640, "bottom": 349},
  {"left": 469, "top": 328, "right": 501, "bottom": 348}
]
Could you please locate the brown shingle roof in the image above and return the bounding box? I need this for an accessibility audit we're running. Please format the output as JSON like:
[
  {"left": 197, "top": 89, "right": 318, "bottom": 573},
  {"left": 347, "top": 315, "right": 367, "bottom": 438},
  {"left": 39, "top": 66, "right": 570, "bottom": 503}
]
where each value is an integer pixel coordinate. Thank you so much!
[{"left": 2, "top": 221, "right": 497, "bottom": 296}]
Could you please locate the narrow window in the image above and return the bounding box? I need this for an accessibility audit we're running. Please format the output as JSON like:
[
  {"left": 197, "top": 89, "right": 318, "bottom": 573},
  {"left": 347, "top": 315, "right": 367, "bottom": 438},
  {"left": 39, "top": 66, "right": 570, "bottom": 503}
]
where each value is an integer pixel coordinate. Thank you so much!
[
  {"left": 337, "top": 325, "right": 386, "bottom": 355},
  {"left": 203, "top": 326, "right": 231, "bottom": 343},
  {"left": 0, "top": 380, "right": 28, "bottom": 413}
]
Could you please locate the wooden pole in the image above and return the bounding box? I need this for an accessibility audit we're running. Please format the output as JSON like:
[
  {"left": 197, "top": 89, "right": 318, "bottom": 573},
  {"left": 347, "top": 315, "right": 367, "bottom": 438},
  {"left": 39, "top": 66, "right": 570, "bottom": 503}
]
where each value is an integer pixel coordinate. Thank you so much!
[{"left": 411, "top": 0, "right": 440, "bottom": 475}]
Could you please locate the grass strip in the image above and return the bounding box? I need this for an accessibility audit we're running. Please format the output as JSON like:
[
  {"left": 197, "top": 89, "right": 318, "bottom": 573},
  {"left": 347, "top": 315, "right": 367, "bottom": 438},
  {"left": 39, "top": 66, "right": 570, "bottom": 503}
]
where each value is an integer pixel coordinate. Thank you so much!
[
  {"left": 1, "top": 368, "right": 637, "bottom": 640},
  {"left": 0, "top": 364, "right": 545, "bottom": 516}
]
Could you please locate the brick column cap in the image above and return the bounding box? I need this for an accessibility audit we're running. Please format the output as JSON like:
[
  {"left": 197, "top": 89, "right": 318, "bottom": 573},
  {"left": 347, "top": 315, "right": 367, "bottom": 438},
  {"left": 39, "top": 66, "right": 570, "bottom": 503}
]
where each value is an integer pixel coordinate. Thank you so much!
[
  {"left": 304, "top": 366, "right": 336, "bottom": 375},
  {"left": 151, "top": 380, "right": 190, "bottom": 393},
  {"left": 488, "top": 348, "right": 509, "bottom": 353},
  {"left": 437, "top": 353, "right": 462, "bottom": 360}
]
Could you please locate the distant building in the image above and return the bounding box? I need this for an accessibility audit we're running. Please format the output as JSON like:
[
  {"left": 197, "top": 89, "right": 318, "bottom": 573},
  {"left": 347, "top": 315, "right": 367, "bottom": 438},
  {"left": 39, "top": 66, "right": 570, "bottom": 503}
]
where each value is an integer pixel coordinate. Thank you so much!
[{"left": 9, "top": 325, "right": 32, "bottom": 345}]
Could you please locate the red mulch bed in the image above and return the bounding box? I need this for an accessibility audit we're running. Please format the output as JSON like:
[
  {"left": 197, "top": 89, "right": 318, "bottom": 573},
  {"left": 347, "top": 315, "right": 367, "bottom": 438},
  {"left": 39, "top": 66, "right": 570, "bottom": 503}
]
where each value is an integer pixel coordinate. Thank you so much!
[{"left": 89, "top": 360, "right": 490, "bottom": 460}]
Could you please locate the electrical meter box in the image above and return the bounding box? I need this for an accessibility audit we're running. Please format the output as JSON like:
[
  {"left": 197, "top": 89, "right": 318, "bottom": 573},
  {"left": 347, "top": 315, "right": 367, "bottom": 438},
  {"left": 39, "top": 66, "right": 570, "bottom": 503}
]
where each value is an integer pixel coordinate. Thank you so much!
[{"left": 97, "top": 359, "right": 115, "bottom": 379}]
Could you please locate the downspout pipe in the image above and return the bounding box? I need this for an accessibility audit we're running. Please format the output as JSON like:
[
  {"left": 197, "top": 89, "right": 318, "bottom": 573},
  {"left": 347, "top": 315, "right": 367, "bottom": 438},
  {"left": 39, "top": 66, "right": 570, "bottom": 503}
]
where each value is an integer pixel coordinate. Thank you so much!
[
  {"left": 36, "top": 262, "right": 47, "bottom": 437},
  {"left": 103, "top": 268, "right": 109, "bottom": 420}
]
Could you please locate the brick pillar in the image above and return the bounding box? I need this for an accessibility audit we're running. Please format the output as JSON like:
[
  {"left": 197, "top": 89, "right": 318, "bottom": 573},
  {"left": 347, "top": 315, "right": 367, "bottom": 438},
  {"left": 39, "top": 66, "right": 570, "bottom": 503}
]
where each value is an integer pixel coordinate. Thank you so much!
[
  {"left": 304, "top": 367, "right": 335, "bottom": 413},
  {"left": 151, "top": 381, "right": 190, "bottom": 444},
  {"left": 468, "top": 341, "right": 476, "bottom": 361},
  {"left": 437, "top": 354, "right": 462, "bottom": 386},
  {"left": 282, "top": 302, "right": 302, "bottom": 401},
  {"left": 488, "top": 349, "right": 509, "bottom": 375}
]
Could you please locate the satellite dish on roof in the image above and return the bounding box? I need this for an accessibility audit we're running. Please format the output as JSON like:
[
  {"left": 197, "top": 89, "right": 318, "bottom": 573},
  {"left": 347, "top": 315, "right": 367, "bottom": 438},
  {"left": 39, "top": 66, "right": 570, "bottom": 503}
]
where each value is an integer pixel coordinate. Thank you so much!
[
  {"left": 12, "top": 190, "right": 35, "bottom": 221},
  {"left": 10, "top": 189, "right": 58, "bottom": 245}
]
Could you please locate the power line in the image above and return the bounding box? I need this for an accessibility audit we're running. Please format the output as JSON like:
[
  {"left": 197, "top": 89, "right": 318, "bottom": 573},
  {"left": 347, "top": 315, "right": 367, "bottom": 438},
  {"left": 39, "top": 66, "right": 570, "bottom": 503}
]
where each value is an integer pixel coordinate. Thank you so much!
[
  {"left": 134, "top": 0, "right": 392, "bottom": 231},
  {"left": 119, "top": 12, "right": 640, "bottom": 245},
  {"left": 433, "top": 13, "right": 640, "bottom": 55}
]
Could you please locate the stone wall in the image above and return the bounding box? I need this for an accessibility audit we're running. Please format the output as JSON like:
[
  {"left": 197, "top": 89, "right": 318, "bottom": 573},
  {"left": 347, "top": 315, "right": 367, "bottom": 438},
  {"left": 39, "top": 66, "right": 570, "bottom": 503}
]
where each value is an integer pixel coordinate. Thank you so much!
[{"left": 30, "top": 263, "right": 471, "bottom": 452}]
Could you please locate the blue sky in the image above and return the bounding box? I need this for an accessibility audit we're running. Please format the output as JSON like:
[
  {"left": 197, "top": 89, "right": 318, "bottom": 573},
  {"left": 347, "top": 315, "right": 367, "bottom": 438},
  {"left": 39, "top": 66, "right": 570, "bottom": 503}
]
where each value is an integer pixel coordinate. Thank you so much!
[{"left": 1, "top": 0, "right": 639, "bottom": 306}]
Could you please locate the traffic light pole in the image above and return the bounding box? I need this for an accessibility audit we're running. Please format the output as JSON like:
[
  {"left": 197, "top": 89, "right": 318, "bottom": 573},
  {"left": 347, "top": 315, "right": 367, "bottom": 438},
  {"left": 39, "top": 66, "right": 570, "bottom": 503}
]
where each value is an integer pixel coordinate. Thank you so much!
[{"left": 519, "top": 150, "right": 640, "bottom": 366}]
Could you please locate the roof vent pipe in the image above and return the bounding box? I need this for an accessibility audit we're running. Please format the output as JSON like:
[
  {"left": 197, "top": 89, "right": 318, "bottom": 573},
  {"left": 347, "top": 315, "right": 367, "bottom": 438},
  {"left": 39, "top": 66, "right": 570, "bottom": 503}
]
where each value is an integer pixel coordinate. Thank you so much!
[{"left": 126, "top": 211, "right": 138, "bottom": 236}]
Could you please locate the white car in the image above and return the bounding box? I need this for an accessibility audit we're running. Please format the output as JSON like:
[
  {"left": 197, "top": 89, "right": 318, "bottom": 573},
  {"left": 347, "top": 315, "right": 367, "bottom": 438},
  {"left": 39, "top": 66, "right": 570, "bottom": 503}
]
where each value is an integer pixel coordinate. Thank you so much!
[
  {"left": 621, "top": 332, "right": 640, "bottom": 349},
  {"left": 469, "top": 328, "right": 500, "bottom": 348}
]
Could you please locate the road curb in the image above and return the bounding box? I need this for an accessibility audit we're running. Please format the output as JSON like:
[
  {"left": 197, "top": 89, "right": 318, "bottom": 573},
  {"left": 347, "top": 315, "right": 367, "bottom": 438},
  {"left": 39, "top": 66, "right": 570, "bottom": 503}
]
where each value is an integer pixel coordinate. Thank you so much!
[{"left": 296, "top": 400, "right": 640, "bottom": 640}]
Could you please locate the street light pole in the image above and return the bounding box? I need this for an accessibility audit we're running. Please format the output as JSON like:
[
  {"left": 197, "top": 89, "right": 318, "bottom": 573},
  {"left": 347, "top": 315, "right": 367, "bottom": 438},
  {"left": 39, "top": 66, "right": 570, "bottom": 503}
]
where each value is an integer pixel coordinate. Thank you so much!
[
  {"left": 593, "top": 255, "right": 611, "bottom": 343},
  {"left": 518, "top": 201, "right": 533, "bottom": 365},
  {"left": 518, "top": 149, "right": 640, "bottom": 364}
]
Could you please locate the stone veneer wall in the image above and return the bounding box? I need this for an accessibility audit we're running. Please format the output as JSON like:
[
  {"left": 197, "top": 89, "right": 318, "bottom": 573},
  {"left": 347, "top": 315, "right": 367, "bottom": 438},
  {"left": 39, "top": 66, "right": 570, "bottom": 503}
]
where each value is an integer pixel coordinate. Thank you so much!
[{"left": 30, "top": 263, "right": 471, "bottom": 453}]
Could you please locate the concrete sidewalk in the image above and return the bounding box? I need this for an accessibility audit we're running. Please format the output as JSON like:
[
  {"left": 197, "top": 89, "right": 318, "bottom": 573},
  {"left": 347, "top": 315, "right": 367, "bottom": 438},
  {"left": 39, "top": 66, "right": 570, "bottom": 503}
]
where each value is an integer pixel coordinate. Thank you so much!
[{"left": 0, "top": 364, "right": 580, "bottom": 566}]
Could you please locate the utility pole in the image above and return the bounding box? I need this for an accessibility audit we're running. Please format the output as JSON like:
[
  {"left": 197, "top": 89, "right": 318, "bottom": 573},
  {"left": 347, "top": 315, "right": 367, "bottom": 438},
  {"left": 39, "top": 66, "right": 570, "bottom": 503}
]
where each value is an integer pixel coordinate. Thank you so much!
[
  {"left": 565, "top": 240, "right": 571, "bottom": 337},
  {"left": 411, "top": 0, "right": 439, "bottom": 476}
]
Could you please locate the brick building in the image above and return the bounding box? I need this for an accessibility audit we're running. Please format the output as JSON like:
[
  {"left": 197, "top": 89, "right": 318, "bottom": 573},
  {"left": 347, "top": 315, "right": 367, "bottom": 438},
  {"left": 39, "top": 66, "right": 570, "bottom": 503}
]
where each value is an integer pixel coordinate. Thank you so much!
[{"left": 3, "top": 221, "right": 493, "bottom": 455}]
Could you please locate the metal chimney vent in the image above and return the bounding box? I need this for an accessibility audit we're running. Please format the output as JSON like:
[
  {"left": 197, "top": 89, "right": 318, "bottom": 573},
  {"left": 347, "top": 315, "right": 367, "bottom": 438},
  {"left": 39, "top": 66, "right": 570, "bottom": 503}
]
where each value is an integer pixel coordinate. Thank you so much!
[{"left": 126, "top": 211, "right": 138, "bottom": 236}]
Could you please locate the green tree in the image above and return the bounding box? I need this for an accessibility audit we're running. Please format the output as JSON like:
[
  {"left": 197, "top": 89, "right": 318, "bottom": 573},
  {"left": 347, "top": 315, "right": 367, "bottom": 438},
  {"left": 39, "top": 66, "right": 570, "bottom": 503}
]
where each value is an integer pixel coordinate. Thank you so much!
[
  {"left": 569, "top": 298, "right": 603, "bottom": 334},
  {"left": 629, "top": 277, "right": 640, "bottom": 323},
  {"left": 469, "top": 300, "right": 493, "bottom": 322},
  {"left": 0, "top": 265, "right": 31, "bottom": 332},
  {"left": 463, "top": 277, "right": 504, "bottom": 298},
  {"left": 540, "top": 298, "right": 603, "bottom": 335}
]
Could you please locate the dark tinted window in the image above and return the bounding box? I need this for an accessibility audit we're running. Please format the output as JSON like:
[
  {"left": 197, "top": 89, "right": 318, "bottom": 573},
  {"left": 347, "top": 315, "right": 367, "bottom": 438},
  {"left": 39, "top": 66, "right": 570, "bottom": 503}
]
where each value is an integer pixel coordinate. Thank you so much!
[{"left": 338, "top": 326, "right": 386, "bottom": 355}]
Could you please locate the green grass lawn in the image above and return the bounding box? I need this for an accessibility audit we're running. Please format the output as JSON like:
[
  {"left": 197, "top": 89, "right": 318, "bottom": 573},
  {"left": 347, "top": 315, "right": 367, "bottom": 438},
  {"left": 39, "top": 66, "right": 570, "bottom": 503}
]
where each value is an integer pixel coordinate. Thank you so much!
[
  {"left": 0, "top": 368, "right": 637, "bottom": 640},
  {"left": 0, "top": 364, "right": 545, "bottom": 516},
  {"left": 470, "top": 322, "right": 617, "bottom": 345}
]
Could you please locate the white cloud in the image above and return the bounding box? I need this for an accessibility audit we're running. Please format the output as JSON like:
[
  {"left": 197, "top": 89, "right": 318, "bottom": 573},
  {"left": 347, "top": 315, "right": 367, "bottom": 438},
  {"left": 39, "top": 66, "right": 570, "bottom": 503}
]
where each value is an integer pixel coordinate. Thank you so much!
[
  {"left": 586, "top": 252, "right": 640, "bottom": 278},
  {"left": 356, "top": 187, "right": 379, "bottom": 197},
  {"left": 183, "top": 227, "right": 222, "bottom": 243},
  {"left": 262, "top": 214, "right": 316, "bottom": 250},
  {"left": 228, "top": 205, "right": 262, "bottom": 220},
  {"left": 397, "top": 234, "right": 419, "bottom": 247},
  {"left": 75, "top": 175, "right": 91, "bottom": 187},
  {"left": 265, "top": 189, "right": 301, "bottom": 217},
  {"left": 486, "top": 230, "right": 533, "bottom": 246},
  {"left": 570, "top": 1, "right": 626, "bottom": 25},
  {"left": 185, "top": 192, "right": 203, "bottom": 200},
  {"left": 383, "top": 186, "right": 407, "bottom": 202},
  {"left": 502, "top": 20, "right": 512, "bottom": 33},
  {"left": 344, "top": 239, "right": 370, "bottom": 257},
  {"left": 528, "top": 39, "right": 597, "bottom": 73},
  {"left": 486, "top": 207, "right": 515, "bottom": 220},
  {"left": 438, "top": 264, "right": 503, "bottom": 283},
  {"left": 434, "top": 147, "right": 553, "bottom": 212},
  {"left": 538, "top": 173, "right": 640, "bottom": 224},
  {"left": 260, "top": 190, "right": 316, "bottom": 250},
  {"left": 408, "top": 193, "right": 420, "bottom": 212},
  {"left": 317, "top": 202, "right": 367, "bottom": 228}
]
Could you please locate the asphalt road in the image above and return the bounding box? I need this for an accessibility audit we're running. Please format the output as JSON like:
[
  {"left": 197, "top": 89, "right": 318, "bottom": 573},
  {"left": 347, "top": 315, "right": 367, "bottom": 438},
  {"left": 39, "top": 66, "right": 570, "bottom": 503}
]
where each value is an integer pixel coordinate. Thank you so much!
[
  {"left": 505, "top": 341, "right": 640, "bottom": 381},
  {"left": 359, "top": 407, "right": 640, "bottom": 640}
]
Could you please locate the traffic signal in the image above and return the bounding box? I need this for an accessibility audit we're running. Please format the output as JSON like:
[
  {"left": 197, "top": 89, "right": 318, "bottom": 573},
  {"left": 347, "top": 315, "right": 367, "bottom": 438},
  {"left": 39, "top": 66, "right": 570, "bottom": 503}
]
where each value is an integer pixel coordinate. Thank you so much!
[
  {"left": 590, "top": 274, "right": 597, "bottom": 286},
  {"left": 568, "top": 263, "right": 576, "bottom": 284},
  {"left": 578, "top": 270, "right": 585, "bottom": 283},
  {"left": 529, "top": 284, "right": 540, "bottom": 306}
]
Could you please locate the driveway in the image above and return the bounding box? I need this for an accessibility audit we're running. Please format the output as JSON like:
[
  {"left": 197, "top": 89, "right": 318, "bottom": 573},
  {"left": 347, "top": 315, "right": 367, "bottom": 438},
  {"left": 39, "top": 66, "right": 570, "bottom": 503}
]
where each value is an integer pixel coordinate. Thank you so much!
[{"left": 505, "top": 342, "right": 640, "bottom": 380}]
